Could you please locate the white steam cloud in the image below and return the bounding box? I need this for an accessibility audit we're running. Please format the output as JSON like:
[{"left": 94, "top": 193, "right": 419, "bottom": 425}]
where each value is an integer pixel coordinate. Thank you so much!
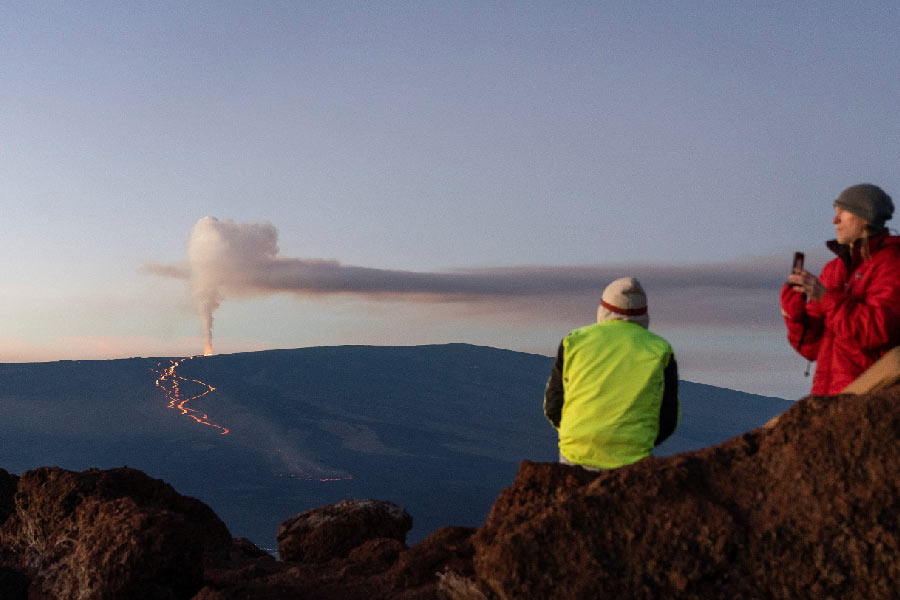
[
  {"left": 184, "top": 217, "right": 279, "bottom": 354},
  {"left": 145, "top": 216, "right": 796, "bottom": 354}
]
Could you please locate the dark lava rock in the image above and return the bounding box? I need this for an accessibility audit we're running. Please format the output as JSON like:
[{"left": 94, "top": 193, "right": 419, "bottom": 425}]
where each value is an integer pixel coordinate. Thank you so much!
[
  {"left": 385, "top": 526, "right": 477, "bottom": 589},
  {"left": 346, "top": 538, "right": 407, "bottom": 575},
  {"left": 277, "top": 498, "right": 413, "bottom": 563},
  {"left": 0, "top": 466, "right": 232, "bottom": 599},
  {"left": 473, "top": 388, "right": 900, "bottom": 599},
  {"left": 202, "top": 519, "right": 475, "bottom": 599}
]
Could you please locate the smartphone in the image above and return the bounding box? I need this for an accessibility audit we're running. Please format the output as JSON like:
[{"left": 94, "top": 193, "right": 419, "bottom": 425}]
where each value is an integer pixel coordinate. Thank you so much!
[{"left": 793, "top": 252, "right": 806, "bottom": 300}]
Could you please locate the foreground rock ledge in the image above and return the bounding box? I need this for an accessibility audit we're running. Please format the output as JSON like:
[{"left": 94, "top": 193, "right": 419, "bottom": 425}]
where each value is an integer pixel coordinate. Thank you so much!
[
  {"left": 0, "top": 466, "right": 232, "bottom": 599},
  {"left": 4, "top": 385, "right": 900, "bottom": 599},
  {"left": 278, "top": 499, "right": 413, "bottom": 563},
  {"left": 473, "top": 387, "right": 900, "bottom": 599},
  {"left": 0, "top": 468, "right": 476, "bottom": 599}
]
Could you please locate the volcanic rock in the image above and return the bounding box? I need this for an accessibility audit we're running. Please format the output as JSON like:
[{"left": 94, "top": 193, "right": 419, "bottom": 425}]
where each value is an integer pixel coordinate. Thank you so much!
[
  {"left": 200, "top": 524, "right": 478, "bottom": 600},
  {"left": 0, "top": 466, "right": 232, "bottom": 599},
  {"left": 472, "top": 387, "right": 900, "bottom": 599},
  {"left": 385, "top": 526, "right": 477, "bottom": 589},
  {"left": 277, "top": 498, "right": 413, "bottom": 563}
]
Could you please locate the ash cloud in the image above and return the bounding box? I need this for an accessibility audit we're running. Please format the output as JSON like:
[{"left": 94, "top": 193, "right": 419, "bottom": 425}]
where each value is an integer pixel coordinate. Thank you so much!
[{"left": 145, "top": 217, "right": 800, "bottom": 350}]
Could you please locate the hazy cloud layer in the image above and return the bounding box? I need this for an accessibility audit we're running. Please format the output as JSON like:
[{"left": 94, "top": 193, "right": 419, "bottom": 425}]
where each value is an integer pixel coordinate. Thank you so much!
[{"left": 145, "top": 217, "right": 805, "bottom": 340}]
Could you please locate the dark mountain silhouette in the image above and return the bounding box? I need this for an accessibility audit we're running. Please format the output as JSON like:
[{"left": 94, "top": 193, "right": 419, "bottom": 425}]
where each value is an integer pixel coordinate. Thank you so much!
[{"left": 0, "top": 344, "right": 789, "bottom": 550}]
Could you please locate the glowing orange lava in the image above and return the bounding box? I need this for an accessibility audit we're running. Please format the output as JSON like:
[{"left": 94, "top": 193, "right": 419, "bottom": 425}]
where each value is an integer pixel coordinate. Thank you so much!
[{"left": 153, "top": 356, "right": 229, "bottom": 434}]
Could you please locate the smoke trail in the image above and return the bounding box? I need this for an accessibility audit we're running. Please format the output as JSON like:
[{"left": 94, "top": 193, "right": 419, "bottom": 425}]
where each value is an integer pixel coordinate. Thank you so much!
[{"left": 145, "top": 216, "right": 797, "bottom": 353}]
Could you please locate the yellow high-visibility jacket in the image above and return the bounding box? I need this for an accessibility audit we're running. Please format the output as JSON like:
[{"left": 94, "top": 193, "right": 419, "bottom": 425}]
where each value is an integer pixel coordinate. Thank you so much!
[{"left": 544, "top": 320, "right": 679, "bottom": 469}]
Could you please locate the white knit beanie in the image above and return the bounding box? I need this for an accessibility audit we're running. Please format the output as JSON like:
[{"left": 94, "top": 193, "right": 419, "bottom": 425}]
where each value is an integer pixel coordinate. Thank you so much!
[{"left": 597, "top": 277, "right": 649, "bottom": 328}]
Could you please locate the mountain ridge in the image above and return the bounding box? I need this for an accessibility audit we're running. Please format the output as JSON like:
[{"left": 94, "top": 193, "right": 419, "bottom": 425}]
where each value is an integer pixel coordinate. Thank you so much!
[{"left": 0, "top": 344, "right": 791, "bottom": 549}]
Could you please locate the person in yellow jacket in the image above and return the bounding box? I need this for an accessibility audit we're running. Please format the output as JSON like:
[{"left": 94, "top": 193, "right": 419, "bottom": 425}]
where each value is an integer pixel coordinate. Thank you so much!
[{"left": 544, "top": 277, "right": 679, "bottom": 470}]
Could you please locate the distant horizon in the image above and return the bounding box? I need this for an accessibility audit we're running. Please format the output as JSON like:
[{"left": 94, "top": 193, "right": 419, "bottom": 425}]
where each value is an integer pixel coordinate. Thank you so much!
[{"left": 0, "top": 341, "right": 795, "bottom": 400}]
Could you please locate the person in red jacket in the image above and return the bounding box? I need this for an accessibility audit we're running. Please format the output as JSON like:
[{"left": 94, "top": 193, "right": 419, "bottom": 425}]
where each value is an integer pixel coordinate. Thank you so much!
[{"left": 782, "top": 183, "right": 900, "bottom": 395}]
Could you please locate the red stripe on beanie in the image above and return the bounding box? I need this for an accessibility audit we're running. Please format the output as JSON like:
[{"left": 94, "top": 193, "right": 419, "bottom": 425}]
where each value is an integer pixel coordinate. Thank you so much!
[{"left": 600, "top": 299, "right": 647, "bottom": 316}]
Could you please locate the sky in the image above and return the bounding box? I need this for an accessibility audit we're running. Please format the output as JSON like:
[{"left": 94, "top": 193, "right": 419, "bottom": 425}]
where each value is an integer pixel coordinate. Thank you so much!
[{"left": 1, "top": 1, "right": 899, "bottom": 399}]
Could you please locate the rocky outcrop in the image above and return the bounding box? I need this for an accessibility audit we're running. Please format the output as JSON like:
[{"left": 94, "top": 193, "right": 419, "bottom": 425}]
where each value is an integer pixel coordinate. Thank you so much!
[
  {"left": 277, "top": 499, "right": 412, "bottom": 563},
  {"left": 0, "top": 466, "right": 473, "bottom": 600},
  {"left": 472, "top": 387, "right": 900, "bottom": 599},
  {"left": 195, "top": 527, "right": 477, "bottom": 600},
  {"left": 199, "top": 524, "right": 477, "bottom": 600},
  {"left": 5, "top": 385, "right": 900, "bottom": 599},
  {"left": 0, "top": 466, "right": 232, "bottom": 599}
]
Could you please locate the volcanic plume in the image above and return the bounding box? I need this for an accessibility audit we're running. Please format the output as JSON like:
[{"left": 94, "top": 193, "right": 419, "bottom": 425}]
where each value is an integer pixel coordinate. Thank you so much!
[
  {"left": 145, "top": 216, "right": 789, "bottom": 355},
  {"left": 185, "top": 217, "right": 280, "bottom": 355}
]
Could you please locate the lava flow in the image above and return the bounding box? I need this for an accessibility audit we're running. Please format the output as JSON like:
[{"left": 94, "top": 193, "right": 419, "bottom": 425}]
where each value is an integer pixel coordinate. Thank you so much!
[{"left": 153, "top": 356, "right": 229, "bottom": 435}]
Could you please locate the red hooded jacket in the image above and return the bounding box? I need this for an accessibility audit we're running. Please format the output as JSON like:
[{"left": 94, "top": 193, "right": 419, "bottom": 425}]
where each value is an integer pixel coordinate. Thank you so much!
[{"left": 781, "top": 231, "right": 900, "bottom": 395}]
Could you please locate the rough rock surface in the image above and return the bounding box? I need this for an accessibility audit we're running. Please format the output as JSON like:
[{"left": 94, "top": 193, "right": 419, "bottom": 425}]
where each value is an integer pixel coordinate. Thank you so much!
[
  {"left": 277, "top": 498, "right": 413, "bottom": 563},
  {"left": 198, "top": 525, "right": 477, "bottom": 600},
  {"left": 473, "top": 388, "right": 900, "bottom": 599},
  {"left": 0, "top": 466, "right": 232, "bottom": 599}
]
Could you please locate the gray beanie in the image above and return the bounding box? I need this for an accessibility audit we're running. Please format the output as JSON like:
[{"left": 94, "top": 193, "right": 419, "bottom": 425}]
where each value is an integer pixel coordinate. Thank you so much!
[{"left": 833, "top": 183, "right": 894, "bottom": 229}]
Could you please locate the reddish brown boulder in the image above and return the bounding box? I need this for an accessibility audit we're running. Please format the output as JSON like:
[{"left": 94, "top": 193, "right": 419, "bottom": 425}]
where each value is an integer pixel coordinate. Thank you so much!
[
  {"left": 0, "top": 466, "right": 232, "bottom": 599},
  {"left": 200, "top": 525, "right": 477, "bottom": 600},
  {"left": 473, "top": 388, "right": 900, "bottom": 599},
  {"left": 385, "top": 526, "right": 477, "bottom": 590},
  {"left": 277, "top": 499, "right": 412, "bottom": 563}
]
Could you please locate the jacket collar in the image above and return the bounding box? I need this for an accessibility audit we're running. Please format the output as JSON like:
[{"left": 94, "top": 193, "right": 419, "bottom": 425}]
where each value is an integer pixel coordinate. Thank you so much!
[{"left": 826, "top": 229, "right": 893, "bottom": 271}]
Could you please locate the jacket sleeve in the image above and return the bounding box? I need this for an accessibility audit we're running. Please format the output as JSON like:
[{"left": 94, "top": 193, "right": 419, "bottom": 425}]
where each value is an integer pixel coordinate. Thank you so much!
[
  {"left": 654, "top": 354, "right": 679, "bottom": 446},
  {"left": 817, "top": 257, "right": 900, "bottom": 351},
  {"left": 543, "top": 342, "right": 565, "bottom": 429},
  {"left": 781, "top": 283, "right": 823, "bottom": 361}
]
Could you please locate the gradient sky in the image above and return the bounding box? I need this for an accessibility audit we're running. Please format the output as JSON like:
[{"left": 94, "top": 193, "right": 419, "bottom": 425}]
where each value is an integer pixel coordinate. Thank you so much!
[{"left": 2, "top": 2, "right": 899, "bottom": 399}]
